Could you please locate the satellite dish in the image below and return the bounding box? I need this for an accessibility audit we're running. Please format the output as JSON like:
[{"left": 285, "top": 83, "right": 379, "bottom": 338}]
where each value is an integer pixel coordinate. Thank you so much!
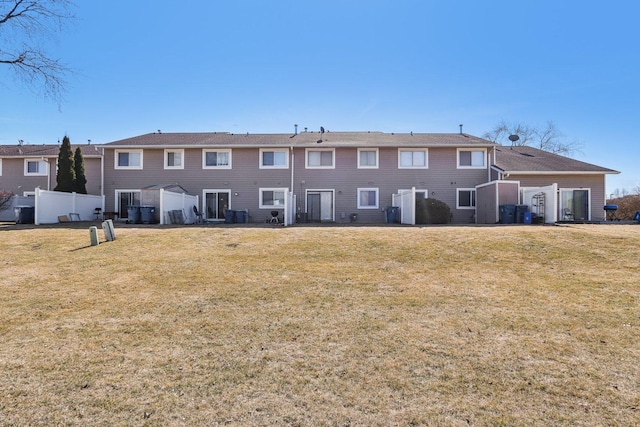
[{"left": 508, "top": 134, "right": 519, "bottom": 142}]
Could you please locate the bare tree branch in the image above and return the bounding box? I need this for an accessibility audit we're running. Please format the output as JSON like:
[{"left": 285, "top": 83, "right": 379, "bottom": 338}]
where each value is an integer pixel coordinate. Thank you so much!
[
  {"left": 0, "top": 0, "right": 75, "bottom": 103},
  {"left": 483, "top": 120, "right": 583, "bottom": 156},
  {"left": 0, "top": 190, "right": 15, "bottom": 211}
]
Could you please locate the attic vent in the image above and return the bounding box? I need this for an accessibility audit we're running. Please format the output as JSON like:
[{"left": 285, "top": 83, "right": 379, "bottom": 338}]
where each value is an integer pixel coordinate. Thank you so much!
[{"left": 519, "top": 152, "right": 535, "bottom": 157}]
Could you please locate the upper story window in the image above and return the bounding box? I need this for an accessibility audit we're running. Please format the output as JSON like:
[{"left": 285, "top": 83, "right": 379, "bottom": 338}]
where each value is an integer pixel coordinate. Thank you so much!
[
  {"left": 457, "top": 148, "right": 486, "bottom": 168},
  {"left": 398, "top": 149, "right": 428, "bottom": 168},
  {"left": 260, "top": 148, "right": 288, "bottom": 169},
  {"left": 306, "top": 148, "right": 335, "bottom": 169},
  {"left": 24, "top": 159, "right": 48, "bottom": 176},
  {"left": 457, "top": 188, "right": 476, "bottom": 209},
  {"left": 164, "top": 149, "right": 184, "bottom": 169},
  {"left": 115, "top": 149, "right": 143, "bottom": 169},
  {"left": 358, "top": 148, "right": 378, "bottom": 169},
  {"left": 203, "top": 149, "right": 231, "bottom": 169}
]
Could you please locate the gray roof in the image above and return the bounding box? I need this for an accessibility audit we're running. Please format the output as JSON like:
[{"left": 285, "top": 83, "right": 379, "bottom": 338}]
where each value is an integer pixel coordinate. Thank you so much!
[
  {"left": 103, "top": 131, "right": 495, "bottom": 148},
  {"left": 0, "top": 144, "right": 103, "bottom": 158},
  {"left": 493, "top": 146, "right": 618, "bottom": 174}
]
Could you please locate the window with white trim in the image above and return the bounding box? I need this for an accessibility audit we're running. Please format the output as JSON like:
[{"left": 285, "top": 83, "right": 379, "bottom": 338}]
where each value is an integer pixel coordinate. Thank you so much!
[
  {"left": 306, "top": 148, "right": 335, "bottom": 169},
  {"left": 203, "top": 149, "right": 231, "bottom": 169},
  {"left": 357, "top": 188, "right": 379, "bottom": 209},
  {"left": 399, "top": 189, "right": 429, "bottom": 199},
  {"left": 24, "top": 159, "right": 48, "bottom": 176},
  {"left": 398, "top": 149, "right": 428, "bottom": 168},
  {"left": 457, "top": 188, "right": 476, "bottom": 209},
  {"left": 358, "top": 148, "right": 378, "bottom": 168},
  {"left": 115, "top": 150, "right": 143, "bottom": 169},
  {"left": 259, "top": 188, "right": 286, "bottom": 208},
  {"left": 164, "top": 149, "right": 184, "bottom": 169},
  {"left": 260, "top": 149, "right": 288, "bottom": 168},
  {"left": 457, "top": 148, "right": 486, "bottom": 168}
]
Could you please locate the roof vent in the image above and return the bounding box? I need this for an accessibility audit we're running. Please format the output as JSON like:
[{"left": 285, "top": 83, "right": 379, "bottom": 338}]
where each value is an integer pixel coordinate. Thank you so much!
[{"left": 459, "top": 124, "right": 463, "bottom": 134}]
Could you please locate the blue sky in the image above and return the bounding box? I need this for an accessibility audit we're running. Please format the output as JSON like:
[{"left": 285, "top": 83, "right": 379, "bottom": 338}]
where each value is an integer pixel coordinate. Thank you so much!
[{"left": 2, "top": 1, "right": 638, "bottom": 193}]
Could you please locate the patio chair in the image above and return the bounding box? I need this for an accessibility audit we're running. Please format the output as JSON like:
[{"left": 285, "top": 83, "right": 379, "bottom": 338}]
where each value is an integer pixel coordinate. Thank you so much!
[
  {"left": 193, "top": 205, "right": 204, "bottom": 224},
  {"left": 562, "top": 208, "right": 574, "bottom": 221}
]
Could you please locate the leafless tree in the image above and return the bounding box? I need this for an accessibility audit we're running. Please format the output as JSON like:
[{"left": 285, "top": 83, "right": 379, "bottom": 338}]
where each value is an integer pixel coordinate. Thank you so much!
[
  {"left": 0, "top": 0, "right": 75, "bottom": 102},
  {"left": 0, "top": 191, "right": 15, "bottom": 211},
  {"left": 483, "top": 120, "right": 582, "bottom": 156}
]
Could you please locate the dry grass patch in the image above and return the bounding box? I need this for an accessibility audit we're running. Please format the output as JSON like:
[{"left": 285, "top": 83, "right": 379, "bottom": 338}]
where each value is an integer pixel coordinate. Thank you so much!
[{"left": 0, "top": 224, "right": 639, "bottom": 426}]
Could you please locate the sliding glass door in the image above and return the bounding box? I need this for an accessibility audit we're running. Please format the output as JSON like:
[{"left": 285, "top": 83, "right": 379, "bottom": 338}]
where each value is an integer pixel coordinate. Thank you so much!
[{"left": 204, "top": 190, "right": 230, "bottom": 221}]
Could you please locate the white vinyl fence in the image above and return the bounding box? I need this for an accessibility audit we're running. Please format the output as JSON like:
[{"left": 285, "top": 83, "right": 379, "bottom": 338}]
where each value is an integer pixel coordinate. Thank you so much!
[
  {"left": 284, "top": 191, "right": 296, "bottom": 226},
  {"left": 35, "top": 188, "right": 105, "bottom": 225},
  {"left": 159, "top": 189, "right": 199, "bottom": 225},
  {"left": 392, "top": 188, "right": 416, "bottom": 225}
]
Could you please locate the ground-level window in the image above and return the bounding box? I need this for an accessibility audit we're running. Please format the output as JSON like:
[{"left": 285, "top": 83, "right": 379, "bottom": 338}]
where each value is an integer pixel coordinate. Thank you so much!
[
  {"left": 24, "top": 159, "right": 48, "bottom": 176},
  {"left": 398, "top": 189, "right": 429, "bottom": 199},
  {"left": 457, "top": 188, "right": 476, "bottom": 209},
  {"left": 457, "top": 148, "right": 486, "bottom": 168},
  {"left": 116, "top": 190, "right": 141, "bottom": 218},
  {"left": 164, "top": 149, "right": 184, "bottom": 169},
  {"left": 203, "top": 149, "right": 231, "bottom": 169},
  {"left": 259, "top": 188, "right": 286, "bottom": 208},
  {"left": 358, "top": 188, "right": 379, "bottom": 209},
  {"left": 115, "top": 150, "right": 143, "bottom": 169}
]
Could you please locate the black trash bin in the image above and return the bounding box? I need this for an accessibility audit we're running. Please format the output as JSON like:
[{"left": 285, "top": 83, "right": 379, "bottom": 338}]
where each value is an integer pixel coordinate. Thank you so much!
[
  {"left": 224, "top": 209, "right": 236, "bottom": 224},
  {"left": 15, "top": 206, "right": 35, "bottom": 224},
  {"left": 515, "top": 205, "right": 529, "bottom": 224},
  {"left": 499, "top": 204, "right": 516, "bottom": 224},
  {"left": 235, "top": 209, "right": 247, "bottom": 224},
  {"left": 127, "top": 205, "right": 141, "bottom": 224},
  {"left": 385, "top": 206, "right": 400, "bottom": 223},
  {"left": 140, "top": 205, "right": 156, "bottom": 224}
]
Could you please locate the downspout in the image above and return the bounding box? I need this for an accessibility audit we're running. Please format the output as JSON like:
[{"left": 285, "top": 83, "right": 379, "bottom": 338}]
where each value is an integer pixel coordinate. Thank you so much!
[
  {"left": 100, "top": 146, "right": 105, "bottom": 198},
  {"left": 290, "top": 146, "right": 295, "bottom": 223},
  {"left": 100, "top": 146, "right": 105, "bottom": 213},
  {"left": 290, "top": 146, "right": 294, "bottom": 193}
]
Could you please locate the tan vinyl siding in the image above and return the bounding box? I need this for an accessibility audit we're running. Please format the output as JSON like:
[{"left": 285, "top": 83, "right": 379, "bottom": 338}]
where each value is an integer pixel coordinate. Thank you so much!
[
  {"left": 104, "top": 148, "right": 292, "bottom": 221},
  {"left": 103, "top": 145, "right": 493, "bottom": 224},
  {"left": 510, "top": 174, "right": 607, "bottom": 221}
]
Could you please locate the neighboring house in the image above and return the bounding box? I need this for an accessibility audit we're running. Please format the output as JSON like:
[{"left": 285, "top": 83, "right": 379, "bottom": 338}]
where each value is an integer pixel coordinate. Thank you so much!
[
  {"left": 101, "top": 131, "right": 503, "bottom": 224},
  {"left": 491, "top": 146, "right": 619, "bottom": 222},
  {"left": 0, "top": 143, "right": 103, "bottom": 196}
]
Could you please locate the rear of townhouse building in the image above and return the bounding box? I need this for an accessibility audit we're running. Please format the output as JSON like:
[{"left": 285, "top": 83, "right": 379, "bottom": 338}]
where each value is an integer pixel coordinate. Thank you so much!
[
  {"left": 102, "top": 131, "right": 496, "bottom": 224},
  {"left": 2, "top": 131, "right": 616, "bottom": 225}
]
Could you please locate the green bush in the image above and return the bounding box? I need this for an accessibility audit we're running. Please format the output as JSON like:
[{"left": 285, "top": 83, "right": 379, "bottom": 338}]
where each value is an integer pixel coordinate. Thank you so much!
[{"left": 416, "top": 198, "right": 452, "bottom": 224}]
